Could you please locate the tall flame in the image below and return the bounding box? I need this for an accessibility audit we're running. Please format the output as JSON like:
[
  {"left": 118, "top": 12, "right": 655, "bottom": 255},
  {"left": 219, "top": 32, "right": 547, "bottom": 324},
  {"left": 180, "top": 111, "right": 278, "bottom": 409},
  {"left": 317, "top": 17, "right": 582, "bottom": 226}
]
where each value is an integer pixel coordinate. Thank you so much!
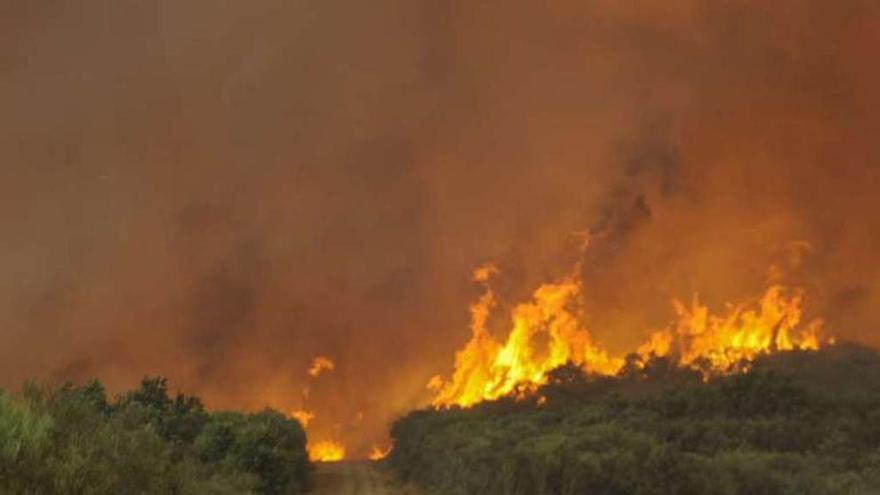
[
  {"left": 432, "top": 266, "right": 826, "bottom": 408},
  {"left": 639, "top": 286, "right": 823, "bottom": 371},
  {"left": 432, "top": 267, "right": 621, "bottom": 407}
]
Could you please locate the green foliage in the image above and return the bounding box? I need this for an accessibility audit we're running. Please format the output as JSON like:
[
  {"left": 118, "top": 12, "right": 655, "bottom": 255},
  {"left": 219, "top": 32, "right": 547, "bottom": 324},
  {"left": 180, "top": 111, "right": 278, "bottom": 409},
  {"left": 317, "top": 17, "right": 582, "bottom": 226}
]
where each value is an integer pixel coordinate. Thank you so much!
[
  {"left": 0, "top": 377, "right": 311, "bottom": 495},
  {"left": 195, "top": 410, "right": 310, "bottom": 495},
  {"left": 389, "top": 344, "right": 880, "bottom": 495}
]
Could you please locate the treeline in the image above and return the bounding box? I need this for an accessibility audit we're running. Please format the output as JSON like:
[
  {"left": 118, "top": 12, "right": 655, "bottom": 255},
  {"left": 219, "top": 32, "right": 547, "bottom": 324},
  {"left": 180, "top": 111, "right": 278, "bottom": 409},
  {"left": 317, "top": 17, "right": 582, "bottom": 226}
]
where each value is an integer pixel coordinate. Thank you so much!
[
  {"left": 389, "top": 344, "right": 880, "bottom": 495},
  {"left": 0, "top": 377, "right": 311, "bottom": 495}
]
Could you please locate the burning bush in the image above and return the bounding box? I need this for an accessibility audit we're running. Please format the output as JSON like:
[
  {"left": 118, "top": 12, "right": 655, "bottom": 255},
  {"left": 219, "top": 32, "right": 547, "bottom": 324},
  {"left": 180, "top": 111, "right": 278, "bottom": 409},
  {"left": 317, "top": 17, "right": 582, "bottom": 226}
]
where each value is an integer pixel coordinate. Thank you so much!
[
  {"left": 390, "top": 344, "right": 880, "bottom": 495},
  {"left": 430, "top": 265, "right": 826, "bottom": 409}
]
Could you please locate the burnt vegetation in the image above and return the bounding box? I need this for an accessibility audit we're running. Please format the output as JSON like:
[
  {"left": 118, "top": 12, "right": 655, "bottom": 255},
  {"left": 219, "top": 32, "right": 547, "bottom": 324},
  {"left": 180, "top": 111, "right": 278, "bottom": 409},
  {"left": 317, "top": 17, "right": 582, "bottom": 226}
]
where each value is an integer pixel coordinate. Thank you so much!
[
  {"left": 388, "top": 344, "right": 880, "bottom": 495},
  {"left": 0, "top": 377, "right": 311, "bottom": 495}
]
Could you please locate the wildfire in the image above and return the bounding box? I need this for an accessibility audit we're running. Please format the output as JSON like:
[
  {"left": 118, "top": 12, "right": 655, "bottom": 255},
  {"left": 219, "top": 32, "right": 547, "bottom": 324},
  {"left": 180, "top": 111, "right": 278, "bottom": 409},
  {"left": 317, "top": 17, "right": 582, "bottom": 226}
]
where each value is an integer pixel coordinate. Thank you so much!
[
  {"left": 368, "top": 445, "right": 392, "bottom": 461},
  {"left": 639, "top": 286, "right": 823, "bottom": 371},
  {"left": 432, "top": 270, "right": 621, "bottom": 407},
  {"left": 431, "top": 265, "right": 827, "bottom": 408},
  {"left": 297, "top": 357, "right": 347, "bottom": 461},
  {"left": 308, "top": 440, "right": 346, "bottom": 462},
  {"left": 308, "top": 356, "right": 336, "bottom": 378},
  {"left": 290, "top": 409, "right": 315, "bottom": 428}
]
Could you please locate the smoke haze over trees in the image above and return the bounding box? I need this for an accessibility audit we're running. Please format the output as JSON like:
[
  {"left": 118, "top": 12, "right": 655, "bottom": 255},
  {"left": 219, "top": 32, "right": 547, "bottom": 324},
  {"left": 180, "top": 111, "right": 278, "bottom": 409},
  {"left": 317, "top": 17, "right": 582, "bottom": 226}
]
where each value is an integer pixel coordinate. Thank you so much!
[{"left": 1, "top": 1, "right": 878, "bottom": 453}]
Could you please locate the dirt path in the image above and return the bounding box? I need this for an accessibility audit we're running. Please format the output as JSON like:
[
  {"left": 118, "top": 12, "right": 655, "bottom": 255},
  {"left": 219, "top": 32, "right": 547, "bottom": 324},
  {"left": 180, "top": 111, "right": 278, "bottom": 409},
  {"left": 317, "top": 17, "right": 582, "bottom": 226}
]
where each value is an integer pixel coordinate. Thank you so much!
[{"left": 310, "top": 462, "right": 420, "bottom": 495}]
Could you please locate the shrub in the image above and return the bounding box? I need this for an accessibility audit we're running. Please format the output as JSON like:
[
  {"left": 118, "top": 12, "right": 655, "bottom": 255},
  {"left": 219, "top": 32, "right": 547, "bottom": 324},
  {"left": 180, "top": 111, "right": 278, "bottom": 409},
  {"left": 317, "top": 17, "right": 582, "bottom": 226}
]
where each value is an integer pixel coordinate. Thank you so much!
[
  {"left": 389, "top": 346, "right": 880, "bottom": 495},
  {"left": 0, "top": 377, "right": 311, "bottom": 495}
]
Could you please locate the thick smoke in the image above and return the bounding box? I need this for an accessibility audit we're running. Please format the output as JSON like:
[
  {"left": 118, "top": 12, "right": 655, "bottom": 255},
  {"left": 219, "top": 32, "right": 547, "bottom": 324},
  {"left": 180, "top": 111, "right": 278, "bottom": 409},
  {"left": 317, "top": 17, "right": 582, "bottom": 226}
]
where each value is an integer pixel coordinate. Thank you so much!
[{"left": 1, "top": 0, "right": 878, "bottom": 455}]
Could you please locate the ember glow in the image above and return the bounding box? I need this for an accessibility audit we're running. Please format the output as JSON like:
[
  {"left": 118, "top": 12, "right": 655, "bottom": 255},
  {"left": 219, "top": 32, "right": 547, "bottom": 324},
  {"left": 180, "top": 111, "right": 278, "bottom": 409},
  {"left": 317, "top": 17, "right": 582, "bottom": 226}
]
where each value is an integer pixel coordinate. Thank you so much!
[
  {"left": 368, "top": 445, "right": 392, "bottom": 461},
  {"left": 432, "top": 266, "right": 827, "bottom": 408},
  {"left": 307, "top": 356, "right": 336, "bottom": 378},
  {"left": 290, "top": 409, "right": 315, "bottom": 428},
  {"left": 308, "top": 440, "right": 346, "bottom": 463}
]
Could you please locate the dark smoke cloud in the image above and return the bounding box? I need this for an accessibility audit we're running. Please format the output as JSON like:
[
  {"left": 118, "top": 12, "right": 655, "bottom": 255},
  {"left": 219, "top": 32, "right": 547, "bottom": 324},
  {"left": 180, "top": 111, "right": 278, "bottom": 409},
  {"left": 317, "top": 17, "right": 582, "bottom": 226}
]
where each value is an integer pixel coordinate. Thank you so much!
[{"left": 1, "top": 0, "right": 878, "bottom": 454}]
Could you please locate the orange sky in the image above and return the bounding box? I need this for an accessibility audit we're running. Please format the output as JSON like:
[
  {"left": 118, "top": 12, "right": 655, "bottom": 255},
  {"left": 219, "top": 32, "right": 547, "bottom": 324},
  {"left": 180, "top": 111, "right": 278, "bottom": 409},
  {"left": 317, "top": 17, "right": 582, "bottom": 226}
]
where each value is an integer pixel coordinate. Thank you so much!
[{"left": 1, "top": 1, "right": 878, "bottom": 456}]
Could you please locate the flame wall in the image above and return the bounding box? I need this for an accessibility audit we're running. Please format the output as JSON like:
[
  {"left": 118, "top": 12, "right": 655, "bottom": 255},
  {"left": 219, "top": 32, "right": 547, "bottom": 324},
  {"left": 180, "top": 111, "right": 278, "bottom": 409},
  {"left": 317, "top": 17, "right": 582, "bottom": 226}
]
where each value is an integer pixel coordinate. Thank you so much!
[{"left": 0, "top": 0, "right": 878, "bottom": 456}]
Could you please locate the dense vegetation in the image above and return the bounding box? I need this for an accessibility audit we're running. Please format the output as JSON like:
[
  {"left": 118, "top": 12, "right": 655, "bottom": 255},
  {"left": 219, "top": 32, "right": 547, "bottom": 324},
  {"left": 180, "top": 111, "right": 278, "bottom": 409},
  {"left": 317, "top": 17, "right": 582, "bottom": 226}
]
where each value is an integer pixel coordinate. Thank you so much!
[
  {"left": 389, "top": 344, "right": 880, "bottom": 495},
  {"left": 0, "top": 377, "right": 311, "bottom": 495}
]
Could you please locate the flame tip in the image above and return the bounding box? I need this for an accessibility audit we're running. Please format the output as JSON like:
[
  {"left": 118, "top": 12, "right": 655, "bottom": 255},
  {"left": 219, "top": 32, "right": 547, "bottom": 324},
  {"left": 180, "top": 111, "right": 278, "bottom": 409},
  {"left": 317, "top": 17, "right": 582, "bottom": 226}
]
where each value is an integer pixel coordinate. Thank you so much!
[{"left": 432, "top": 267, "right": 829, "bottom": 408}]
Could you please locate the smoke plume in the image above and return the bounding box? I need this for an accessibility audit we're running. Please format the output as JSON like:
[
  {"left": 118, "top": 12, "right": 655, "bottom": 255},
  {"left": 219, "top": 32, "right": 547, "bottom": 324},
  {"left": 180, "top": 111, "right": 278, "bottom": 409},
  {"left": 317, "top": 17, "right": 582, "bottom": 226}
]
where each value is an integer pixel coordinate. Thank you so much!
[{"left": 1, "top": 0, "right": 878, "bottom": 455}]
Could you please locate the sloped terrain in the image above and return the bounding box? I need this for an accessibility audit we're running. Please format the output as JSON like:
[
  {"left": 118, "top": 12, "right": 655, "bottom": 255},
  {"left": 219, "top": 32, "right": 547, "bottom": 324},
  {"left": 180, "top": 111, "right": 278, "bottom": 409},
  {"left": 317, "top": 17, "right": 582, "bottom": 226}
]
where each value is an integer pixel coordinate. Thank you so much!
[{"left": 389, "top": 344, "right": 880, "bottom": 495}]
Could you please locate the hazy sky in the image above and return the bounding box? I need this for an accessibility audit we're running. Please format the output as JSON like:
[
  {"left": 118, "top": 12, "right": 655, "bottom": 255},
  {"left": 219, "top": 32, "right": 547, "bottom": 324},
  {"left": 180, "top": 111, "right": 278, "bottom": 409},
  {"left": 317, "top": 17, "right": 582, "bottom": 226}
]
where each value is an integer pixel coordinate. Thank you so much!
[{"left": 2, "top": 0, "right": 878, "bottom": 454}]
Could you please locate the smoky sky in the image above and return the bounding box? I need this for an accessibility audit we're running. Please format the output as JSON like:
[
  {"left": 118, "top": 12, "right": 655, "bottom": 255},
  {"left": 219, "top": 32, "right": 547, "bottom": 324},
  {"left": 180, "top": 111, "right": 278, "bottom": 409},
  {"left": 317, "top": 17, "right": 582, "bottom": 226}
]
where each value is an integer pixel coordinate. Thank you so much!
[{"left": 2, "top": 0, "right": 878, "bottom": 454}]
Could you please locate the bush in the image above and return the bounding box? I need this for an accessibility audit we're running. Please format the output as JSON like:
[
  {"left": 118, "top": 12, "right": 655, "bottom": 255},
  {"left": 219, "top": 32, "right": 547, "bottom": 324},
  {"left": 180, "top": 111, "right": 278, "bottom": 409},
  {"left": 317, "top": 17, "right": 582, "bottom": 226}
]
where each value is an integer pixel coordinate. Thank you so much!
[
  {"left": 388, "top": 346, "right": 880, "bottom": 495},
  {"left": 0, "top": 377, "right": 311, "bottom": 495},
  {"left": 196, "top": 410, "right": 310, "bottom": 495}
]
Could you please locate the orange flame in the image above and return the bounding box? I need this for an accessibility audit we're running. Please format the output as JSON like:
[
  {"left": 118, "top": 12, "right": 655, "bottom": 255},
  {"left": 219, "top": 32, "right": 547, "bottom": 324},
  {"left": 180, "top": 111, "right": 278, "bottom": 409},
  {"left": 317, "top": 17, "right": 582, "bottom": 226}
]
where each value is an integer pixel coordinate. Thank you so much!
[
  {"left": 308, "top": 440, "right": 346, "bottom": 462},
  {"left": 368, "top": 445, "right": 392, "bottom": 461},
  {"left": 472, "top": 262, "right": 500, "bottom": 283},
  {"left": 432, "top": 266, "right": 827, "bottom": 407},
  {"left": 308, "top": 356, "right": 335, "bottom": 378},
  {"left": 433, "top": 269, "right": 621, "bottom": 407},
  {"left": 290, "top": 409, "right": 315, "bottom": 428},
  {"left": 639, "top": 286, "right": 822, "bottom": 372}
]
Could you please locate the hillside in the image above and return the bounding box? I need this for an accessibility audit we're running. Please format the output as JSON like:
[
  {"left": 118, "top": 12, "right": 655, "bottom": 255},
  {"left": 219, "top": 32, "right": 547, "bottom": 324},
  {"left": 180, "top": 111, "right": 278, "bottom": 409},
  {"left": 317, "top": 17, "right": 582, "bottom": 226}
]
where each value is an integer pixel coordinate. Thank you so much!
[{"left": 388, "top": 344, "right": 880, "bottom": 495}]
